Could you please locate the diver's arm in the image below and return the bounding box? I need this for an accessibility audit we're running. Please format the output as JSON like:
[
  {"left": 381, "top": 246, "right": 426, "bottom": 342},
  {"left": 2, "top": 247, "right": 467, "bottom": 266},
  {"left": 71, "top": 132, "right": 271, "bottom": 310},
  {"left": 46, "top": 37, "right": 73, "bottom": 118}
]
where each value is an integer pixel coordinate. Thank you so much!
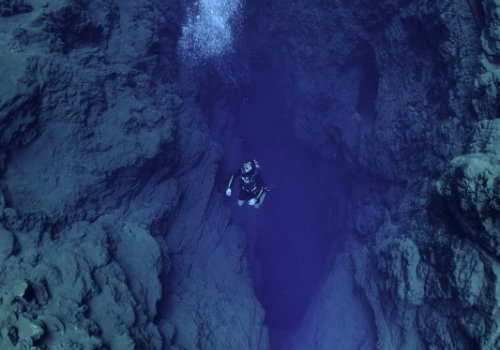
[
  {"left": 227, "top": 175, "right": 235, "bottom": 189},
  {"left": 227, "top": 169, "right": 240, "bottom": 189},
  {"left": 226, "top": 170, "right": 240, "bottom": 196}
]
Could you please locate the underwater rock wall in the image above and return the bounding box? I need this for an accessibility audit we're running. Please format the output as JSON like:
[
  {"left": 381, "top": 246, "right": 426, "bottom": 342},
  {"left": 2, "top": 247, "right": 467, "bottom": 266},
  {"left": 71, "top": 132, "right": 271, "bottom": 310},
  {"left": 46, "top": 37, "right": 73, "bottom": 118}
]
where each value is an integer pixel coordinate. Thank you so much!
[
  {"left": 0, "top": 1, "right": 171, "bottom": 348},
  {"left": 251, "top": 0, "right": 480, "bottom": 182},
  {"left": 350, "top": 1, "right": 500, "bottom": 348},
  {"left": 1, "top": 0, "right": 497, "bottom": 349},
  {"left": 0, "top": 0, "right": 267, "bottom": 349},
  {"left": 284, "top": 1, "right": 500, "bottom": 349},
  {"left": 351, "top": 118, "right": 499, "bottom": 350},
  {"left": 263, "top": 0, "right": 499, "bottom": 349}
]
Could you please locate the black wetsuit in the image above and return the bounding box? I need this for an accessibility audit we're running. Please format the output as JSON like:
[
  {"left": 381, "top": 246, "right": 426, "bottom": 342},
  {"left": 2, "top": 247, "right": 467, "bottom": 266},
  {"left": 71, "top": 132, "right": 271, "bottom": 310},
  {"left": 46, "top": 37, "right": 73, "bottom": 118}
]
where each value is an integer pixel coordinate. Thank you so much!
[{"left": 227, "top": 168, "right": 265, "bottom": 202}]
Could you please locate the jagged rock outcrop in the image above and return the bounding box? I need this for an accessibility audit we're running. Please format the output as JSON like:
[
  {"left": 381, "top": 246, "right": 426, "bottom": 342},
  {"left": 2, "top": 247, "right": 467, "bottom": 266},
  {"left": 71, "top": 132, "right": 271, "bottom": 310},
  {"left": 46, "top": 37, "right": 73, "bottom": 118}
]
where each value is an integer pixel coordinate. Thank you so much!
[
  {"left": 351, "top": 119, "right": 500, "bottom": 350},
  {"left": 435, "top": 120, "right": 500, "bottom": 258},
  {"left": 0, "top": 218, "right": 162, "bottom": 349},
  {"left": 0, "top": 2, "right": 169, "bottom": 347}
]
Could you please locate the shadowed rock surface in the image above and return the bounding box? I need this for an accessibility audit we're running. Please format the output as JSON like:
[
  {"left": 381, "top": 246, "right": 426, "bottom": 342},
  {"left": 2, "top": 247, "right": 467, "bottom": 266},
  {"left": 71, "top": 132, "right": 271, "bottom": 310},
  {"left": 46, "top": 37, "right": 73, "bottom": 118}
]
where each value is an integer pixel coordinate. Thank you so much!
[{"left": 0, "top": 0, "right": 267, "bottom": 349}]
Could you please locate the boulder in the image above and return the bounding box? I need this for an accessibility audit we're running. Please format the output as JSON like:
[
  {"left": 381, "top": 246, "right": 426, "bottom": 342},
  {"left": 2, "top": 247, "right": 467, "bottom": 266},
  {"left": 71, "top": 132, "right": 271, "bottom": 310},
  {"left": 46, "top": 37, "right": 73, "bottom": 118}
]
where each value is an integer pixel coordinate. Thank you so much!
[{"left": 435, "top": 119, "right": 500, "bottom": 258}]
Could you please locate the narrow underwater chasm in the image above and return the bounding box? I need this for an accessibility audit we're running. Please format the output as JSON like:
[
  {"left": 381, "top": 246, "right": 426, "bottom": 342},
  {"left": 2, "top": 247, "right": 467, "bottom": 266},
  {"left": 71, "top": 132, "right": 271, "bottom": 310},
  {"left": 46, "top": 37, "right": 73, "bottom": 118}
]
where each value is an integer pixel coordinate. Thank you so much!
[
  {"left": 199, "top": 42, "right": 352, "bottom": 349},
  {"left": 3, "top": 1, "right": 500, "bottom": 349},
  {"left": 177, "top": 0, "right": 500, "bottom": 349}
]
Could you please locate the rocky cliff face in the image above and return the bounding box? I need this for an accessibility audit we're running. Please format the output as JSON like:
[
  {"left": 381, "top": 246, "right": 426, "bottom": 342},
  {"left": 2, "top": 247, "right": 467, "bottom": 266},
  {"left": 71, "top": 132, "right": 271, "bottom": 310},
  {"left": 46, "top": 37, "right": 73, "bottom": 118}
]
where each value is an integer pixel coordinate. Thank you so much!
[
  {"left": 350, "top": 0, "right": 500, "bottom": 347},
  {"left": 0, "top": 1, "right": 267, "bottom": 349},
  {"left": 252, "top": 0, "right": 499, "bottom": 349},
  {"left": 350, "top": 118, "right": 499, "bottom": 350}
]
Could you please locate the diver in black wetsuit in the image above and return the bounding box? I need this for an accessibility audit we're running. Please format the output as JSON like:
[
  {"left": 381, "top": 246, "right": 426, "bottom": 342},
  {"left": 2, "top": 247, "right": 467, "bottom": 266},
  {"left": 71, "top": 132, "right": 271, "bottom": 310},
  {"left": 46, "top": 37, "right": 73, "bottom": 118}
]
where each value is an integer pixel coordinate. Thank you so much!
[{"left": 225, "top": 160, "right": 268, "bottom": 208}]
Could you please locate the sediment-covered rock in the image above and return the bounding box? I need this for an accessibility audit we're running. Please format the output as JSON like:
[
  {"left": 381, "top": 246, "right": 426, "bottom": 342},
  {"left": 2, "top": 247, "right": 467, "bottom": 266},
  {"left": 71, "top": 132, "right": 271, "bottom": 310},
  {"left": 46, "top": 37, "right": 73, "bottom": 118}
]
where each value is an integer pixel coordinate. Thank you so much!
[
  {"left": 435, "top": 119, "right": 499, "bottom": 258},
  {"left": 435, "top": 125, "right": 500, "bottom": 258},
  {"left": 0, "top": 218, "right": 162, "bottom": 349},
  {"left": 351, "top": 118, "right": 500, "bottom": 350},
  {"left": 0, "top": 0, "right": 268, "bottom": 349}
]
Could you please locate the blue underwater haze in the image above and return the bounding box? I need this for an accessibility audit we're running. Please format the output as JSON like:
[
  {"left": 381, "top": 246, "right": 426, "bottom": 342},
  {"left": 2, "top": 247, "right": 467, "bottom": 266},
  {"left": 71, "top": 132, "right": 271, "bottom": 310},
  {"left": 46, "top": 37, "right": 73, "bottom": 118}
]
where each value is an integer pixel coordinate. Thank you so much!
[
  {"left": 0, "top": 1, "right": 499, "bottom": 350},
  {"left": 204, "top": 53, "right": 350, "bottom": 327}
]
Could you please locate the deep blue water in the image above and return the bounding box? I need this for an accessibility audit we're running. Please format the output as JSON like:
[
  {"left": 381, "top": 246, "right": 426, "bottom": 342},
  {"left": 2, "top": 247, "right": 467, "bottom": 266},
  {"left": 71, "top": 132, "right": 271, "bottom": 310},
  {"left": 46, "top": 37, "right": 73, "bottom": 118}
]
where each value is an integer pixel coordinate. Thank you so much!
[{"left": 202, "top": 43, "right": 351, "bottom": 348}]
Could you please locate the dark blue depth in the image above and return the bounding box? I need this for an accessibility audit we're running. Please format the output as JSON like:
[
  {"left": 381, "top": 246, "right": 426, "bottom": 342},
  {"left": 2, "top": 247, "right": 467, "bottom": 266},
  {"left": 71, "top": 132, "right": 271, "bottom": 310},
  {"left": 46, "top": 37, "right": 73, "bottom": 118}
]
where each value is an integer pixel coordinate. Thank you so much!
[{"left": 203, "top": 47, "right": 351, "bottom": 348}]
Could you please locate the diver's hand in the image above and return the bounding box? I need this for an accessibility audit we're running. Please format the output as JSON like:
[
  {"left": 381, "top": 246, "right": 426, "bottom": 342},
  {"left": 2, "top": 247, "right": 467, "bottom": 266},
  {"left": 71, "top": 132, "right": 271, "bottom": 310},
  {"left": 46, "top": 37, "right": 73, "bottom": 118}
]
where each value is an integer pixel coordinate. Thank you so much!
[
  {"left": 248, "top": 198, "right": 257, "bottom": 205},
  {"left": 225, "top": 188, "right": 232, "bottom": 196}
]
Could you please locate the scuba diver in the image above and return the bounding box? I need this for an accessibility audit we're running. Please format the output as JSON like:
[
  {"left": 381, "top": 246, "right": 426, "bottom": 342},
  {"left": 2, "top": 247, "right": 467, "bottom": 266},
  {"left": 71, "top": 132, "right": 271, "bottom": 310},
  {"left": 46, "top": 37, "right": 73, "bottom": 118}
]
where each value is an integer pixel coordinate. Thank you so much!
[{"left": 225, "top": 160, "right": 268, "bottom": 208}]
